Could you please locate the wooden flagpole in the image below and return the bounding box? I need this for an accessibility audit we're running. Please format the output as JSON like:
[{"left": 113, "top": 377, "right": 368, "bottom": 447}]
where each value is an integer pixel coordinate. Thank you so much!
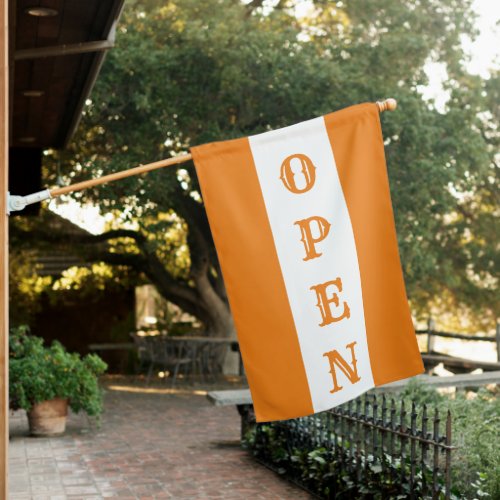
[
  {"left": 51, "top": 154, "right": 193, "bottom": 197},
  {"left": 49, "top": 99, "right": 397, "bottom": 199}
]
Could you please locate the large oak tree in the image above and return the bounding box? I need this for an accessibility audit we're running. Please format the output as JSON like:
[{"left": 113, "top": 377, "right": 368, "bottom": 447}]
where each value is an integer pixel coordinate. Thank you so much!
[{"left": 33, "top": 0, "right": 498, "bottom": 334}]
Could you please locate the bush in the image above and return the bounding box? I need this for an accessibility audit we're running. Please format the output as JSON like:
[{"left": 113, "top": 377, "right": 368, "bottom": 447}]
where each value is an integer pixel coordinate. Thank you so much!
[
  {"left": 246, "top": 421, "right": 442, "bottom": 498},
  {"left": 9, "top": 326, "right": 108, "bottom": 418},
  {"left": 402, "top": 381, "right": 500, "bottom": 499},
  {"left": 245, "top": 382, "right": 499, "bottom": 499}
]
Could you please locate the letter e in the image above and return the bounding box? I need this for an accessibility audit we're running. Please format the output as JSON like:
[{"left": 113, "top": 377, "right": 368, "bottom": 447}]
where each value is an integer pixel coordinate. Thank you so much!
[{"left": 310, "top": 278, "right": 350, "bottom": 327}]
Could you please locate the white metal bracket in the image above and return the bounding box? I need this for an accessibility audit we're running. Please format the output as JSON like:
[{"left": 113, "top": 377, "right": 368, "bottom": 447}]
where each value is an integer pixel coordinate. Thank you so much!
[{"left": 7, "top": 189, "right": 52, "bottom": 215}]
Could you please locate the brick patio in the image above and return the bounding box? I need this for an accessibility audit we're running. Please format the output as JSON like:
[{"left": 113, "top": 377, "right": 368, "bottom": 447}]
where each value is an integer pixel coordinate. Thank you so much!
[{"left": 8, "top": 378, "right": 311, "bottom": 499}]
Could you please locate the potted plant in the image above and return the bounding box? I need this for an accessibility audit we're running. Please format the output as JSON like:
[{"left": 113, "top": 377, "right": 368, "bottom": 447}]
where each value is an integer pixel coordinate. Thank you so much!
[{"left": 9, "top": 326, "right": 107, "bottom": 436}]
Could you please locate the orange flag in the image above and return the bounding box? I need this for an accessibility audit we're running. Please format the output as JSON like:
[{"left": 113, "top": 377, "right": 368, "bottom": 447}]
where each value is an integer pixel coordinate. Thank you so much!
[{"left": 191, "top": 103, "right": 423, "bottom": 422}]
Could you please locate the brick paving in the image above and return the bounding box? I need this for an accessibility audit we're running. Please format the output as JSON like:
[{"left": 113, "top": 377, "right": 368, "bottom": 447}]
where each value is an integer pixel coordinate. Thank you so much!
[{"left": 9, "top": 378, "right": 311, "bottom": 499}]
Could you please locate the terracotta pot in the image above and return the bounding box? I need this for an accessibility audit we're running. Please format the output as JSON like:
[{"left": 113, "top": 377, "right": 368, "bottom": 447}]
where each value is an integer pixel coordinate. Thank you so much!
[{"left": 27, "top": 397, "right": 68, "bottom": 436}]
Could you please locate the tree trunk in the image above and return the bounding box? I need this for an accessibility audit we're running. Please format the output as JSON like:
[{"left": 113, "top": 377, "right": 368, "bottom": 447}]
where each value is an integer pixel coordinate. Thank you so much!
[
  {"left": 132, "top": 223, "right": 239, "bottom": 373},
  {"left": 195, "top": 275, "right": 238, "bottom": 374}
]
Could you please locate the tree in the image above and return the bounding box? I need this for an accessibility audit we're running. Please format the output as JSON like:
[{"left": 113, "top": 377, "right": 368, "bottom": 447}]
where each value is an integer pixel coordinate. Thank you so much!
[{"left": 37, "top": 0, "right": 497, "bottom": 334}]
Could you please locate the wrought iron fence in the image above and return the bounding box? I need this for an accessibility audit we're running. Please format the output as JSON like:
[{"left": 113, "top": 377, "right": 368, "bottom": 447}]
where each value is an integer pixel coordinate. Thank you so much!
[{"left": 243, "top": 394, "right": 453, "bottom": 499}]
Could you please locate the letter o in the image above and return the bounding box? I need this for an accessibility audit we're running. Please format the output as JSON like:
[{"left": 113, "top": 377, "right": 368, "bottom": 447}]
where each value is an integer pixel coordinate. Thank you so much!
[{"left": 279, "top": 153, "right": 316, "bottom": 194}]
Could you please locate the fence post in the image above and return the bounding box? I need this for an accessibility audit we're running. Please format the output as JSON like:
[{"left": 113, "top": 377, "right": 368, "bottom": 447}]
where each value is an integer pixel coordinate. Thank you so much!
[
  {"left": 432, "top": 408, "right": 440, "bottom": 499},
  {"left": 496, "top": 322, "right": 500, "bottom": 362},
  {"left": 409, "top": 402, "right": 417, "bottom": 499},
  {"left": 427, "top": 317, "right": 436, "bottom": 353},
  {"left": 421, "top": 405, "right": 429, "bottom": 497},
  {"left": 445, "top": 410, "right": 452, "bottom": 500}
]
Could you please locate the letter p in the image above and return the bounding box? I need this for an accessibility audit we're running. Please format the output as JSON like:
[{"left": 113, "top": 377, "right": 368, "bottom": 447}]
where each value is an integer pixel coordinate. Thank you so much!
[{"left": 294, "top": 216, "right": 331, "bottom": 261}]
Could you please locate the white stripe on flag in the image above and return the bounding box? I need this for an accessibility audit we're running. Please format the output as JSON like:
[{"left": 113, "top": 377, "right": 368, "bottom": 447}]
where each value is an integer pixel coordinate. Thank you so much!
[{"left": 249, "top": 117, "right": 374, "bottom": 413}]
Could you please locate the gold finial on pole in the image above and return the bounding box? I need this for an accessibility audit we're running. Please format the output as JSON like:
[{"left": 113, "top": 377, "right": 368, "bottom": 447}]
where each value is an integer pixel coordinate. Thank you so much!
[{"left": 376, "top": 98, "right": 397, "bottom": 113}]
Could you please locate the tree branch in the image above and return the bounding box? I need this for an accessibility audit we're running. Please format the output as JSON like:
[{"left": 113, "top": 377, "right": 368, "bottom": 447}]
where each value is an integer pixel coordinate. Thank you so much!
[
  {"left": 89, "top": 251, "right": 147, "bottom": 269},
  {"left": 91, "top": 229, "right": 147, "bottom": 245}
]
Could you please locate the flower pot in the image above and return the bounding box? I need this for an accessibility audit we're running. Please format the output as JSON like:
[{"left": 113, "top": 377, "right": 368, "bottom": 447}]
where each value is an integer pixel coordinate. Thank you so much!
[{"left": 27, "top": 398, "right": 68, "bottom": 436}]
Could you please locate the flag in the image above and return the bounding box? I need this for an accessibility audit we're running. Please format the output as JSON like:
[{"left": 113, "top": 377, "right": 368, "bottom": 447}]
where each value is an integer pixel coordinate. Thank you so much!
[{"left": 191, "top": 103, "right": 423, "bottom": 422}]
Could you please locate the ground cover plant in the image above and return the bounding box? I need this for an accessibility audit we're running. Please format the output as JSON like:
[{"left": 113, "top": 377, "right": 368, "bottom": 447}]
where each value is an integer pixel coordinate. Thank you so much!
[
  {"left": 401, "top": 381, "right": 499, "bottom": 499},
  {"left": 245, "top": 381, "right": 499, "bottom": 499}
]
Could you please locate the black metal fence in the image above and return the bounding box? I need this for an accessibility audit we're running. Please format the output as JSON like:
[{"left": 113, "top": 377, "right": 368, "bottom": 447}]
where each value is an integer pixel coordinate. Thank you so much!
[{"left": 244, "top": 394, "right": 453, "bottom": 499}]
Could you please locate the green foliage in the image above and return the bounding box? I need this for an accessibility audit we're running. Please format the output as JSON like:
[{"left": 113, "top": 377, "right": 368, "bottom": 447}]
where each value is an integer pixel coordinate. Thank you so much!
[
  {"left": 245, "top": 384, "right": 500, "bottom": 498},
  {"left": 400, "top": 377, "right": 446, "bottom": 406},
  {"left": 246, "top": 422, "right": 445, "bottom": 498},
  {"left": 402, "top": 381, "right": 500, "bottom": 497},
  {"left": 44, "top": 0, "right": 499, "bottom": 328},
  {"left": 9, "top": 326, "right": 108, "bottom": 417},
  {"left": 443, "top": 391, "right": 500, "bottom": 499},
  {"left": 9, "top": 210, "right": 138, "bottom": 328},
  {"left": 8, "top": 249, "right": 52, "bottom": 327}
]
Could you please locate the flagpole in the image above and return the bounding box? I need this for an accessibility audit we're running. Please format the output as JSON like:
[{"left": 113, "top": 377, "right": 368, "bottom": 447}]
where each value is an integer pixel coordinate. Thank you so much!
[
  {"left": 7, "top": 99, "right": 397, "bottom": 212},
  {"left": 51, "top": 154, "right": 193, "bottom": 197}
]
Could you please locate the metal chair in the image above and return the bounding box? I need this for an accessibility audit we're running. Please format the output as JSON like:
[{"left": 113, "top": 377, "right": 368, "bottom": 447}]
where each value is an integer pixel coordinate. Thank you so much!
[
  {"left": 131, "top": 333, "right": 192, "bottom": 386},
  {"left": 161, "top": 338, "right": 193, "bottom": 386}
]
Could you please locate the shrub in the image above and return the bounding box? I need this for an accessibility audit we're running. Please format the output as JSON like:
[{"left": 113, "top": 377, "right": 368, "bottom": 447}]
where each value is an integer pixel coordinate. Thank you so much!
[
  {"left": 9, "top": 325, "right": 108, "bottom": 418},
  {"left": 245, "top": 382, "right": 499, "bottom": 498},
  {"left": 402, "top": 381, "right": 500, "bottom": 499}
]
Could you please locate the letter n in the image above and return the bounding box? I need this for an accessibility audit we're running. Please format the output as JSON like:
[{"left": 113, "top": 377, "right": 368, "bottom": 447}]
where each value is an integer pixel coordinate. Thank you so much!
[{"left": 323, "top": 341, "right": 361, "bottom": 394}]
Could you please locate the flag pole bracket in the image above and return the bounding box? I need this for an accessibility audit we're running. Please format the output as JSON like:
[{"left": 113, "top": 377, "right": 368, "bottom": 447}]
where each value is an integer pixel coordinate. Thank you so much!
[{"left": 6, "top": 189, "right": 52, "bottom": 215}]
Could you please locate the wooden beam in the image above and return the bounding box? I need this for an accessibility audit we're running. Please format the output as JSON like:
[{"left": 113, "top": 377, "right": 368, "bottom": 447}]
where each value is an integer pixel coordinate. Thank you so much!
[
  {"left": 14, "top": 39, "right": 115, "bottom": 60},
  {"left": 0, "top": 0, "right": 9, "bottom": 496},
  {"left": 416, "top": 329, "right": 497, "bottom": 342},
  {"left": 421, "top": 353, "right": 500, "bottom": 373}
]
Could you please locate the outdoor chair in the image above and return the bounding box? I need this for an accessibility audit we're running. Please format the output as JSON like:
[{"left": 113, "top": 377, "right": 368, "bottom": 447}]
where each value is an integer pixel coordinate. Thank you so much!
[
  {"left": 160, "top": 338, "right": 193, "bottom": 386},
  {"left": 178, "top": 339, "right": 206, "bottom": 382},
  {"left": 130, "top": 333, "right": 192, "bottom": 386},
  {"left": 130, "top": 332, "right": 154, "bottom": 375},
  {"left": 203, "top": 342, "right": 228, "bottom": 378}
]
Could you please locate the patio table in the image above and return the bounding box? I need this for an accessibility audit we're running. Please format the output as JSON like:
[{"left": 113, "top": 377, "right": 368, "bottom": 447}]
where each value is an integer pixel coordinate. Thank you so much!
[{"left": 165, "top": 336, "right": 241, "bottom": 378}]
